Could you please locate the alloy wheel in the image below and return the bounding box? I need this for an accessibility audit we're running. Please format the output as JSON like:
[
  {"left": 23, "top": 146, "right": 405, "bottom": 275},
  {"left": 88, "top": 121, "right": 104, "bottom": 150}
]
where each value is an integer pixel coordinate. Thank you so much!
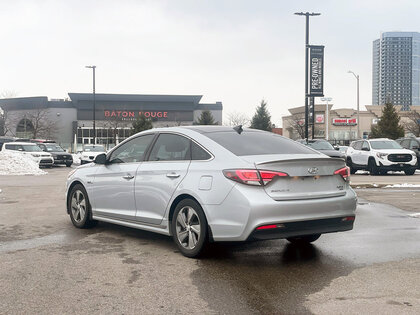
[
  {"left": 71, "top": 190, "right": 87, "bottom": 223},
  {"left": 175, "top": 206, "right": 201, "bottom": 250}
]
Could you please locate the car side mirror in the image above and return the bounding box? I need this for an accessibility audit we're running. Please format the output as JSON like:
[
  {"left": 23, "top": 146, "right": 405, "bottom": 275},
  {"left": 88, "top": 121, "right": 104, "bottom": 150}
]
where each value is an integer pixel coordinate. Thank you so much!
[
  {"left": 94, "top": 153, "right": 107, "bottom": 164},
  {"left": 334, "top": 146, "right": 339, "bottom": 151},
  {"left": 412, "top": 146, "right": 419, "bottom": 150}
]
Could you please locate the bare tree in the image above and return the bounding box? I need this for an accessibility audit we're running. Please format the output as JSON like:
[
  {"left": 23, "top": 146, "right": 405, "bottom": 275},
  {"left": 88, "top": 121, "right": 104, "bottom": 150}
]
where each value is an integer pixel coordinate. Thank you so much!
[
  {"left": 0, "top": 90, "right": 18, "bottom": 136},
  {"left": 286, "top": 113, "right": 306, "bottom": 139},
  {"left": 402, "top": 110, "right": 420, "bottom": 137},
  {"left": 224, "top": 111, "right": 250, "bottom": 127},
  {"left": 5, "top": 108, "right": 59, "bottom": 139}
]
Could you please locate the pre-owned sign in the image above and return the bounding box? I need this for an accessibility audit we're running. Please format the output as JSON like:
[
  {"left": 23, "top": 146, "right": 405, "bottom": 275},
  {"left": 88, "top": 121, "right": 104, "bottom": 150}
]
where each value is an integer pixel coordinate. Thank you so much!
[
  {"left": 309, "top": 45, "right": 324, "bottom": 97},
  {"left": 332, "top": 118, "right": 357, "bottom": 126}
]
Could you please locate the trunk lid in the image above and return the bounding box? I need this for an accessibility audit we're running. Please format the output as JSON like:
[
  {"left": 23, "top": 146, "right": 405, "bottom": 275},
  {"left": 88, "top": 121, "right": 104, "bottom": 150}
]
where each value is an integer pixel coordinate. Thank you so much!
[{"left": 243, "top": 154, "right": 347, "bottom": 201}]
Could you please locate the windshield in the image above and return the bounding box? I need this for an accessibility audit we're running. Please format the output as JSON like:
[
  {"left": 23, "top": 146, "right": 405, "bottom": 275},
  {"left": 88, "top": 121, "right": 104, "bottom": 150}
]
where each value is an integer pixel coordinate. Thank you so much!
[
  {"left": 23, "top": 145, "right": 43, "bottom": 152},
  {"left": 306, "top": 141, "right": 334, "bottom": 150},
  {"left": 84, "top": 146, "right": 105, "bottom": 152},
  {"left": 203, "top": 130, "right": 315, "bottom": 156},
  {"left": 370, "top": 140, "right": 402, "bottom": 150},
  {"left": 45, "top": 145, "right": 64, "bottom": 152}
]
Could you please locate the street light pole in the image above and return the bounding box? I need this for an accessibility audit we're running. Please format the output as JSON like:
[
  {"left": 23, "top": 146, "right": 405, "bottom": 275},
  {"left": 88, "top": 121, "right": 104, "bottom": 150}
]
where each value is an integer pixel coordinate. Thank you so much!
[
  {"left": 86, "top": 65, "right": 96, "bottom": 144},
  {"left": 295, "top": 12, "right": 321, "bottom": 140},
  {"left": 348, "top": 71, "right": 360, "bottom": 139},
  {"left": 321, "top": 97, "right": 332, "bottom": 140}
]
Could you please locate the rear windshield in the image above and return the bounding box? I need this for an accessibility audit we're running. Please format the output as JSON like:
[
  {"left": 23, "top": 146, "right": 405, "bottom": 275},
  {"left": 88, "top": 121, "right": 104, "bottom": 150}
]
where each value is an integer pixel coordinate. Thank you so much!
[
  {"left": 305, "top": 141, "right": 334, "bottom": 150},
  {"left": 203, "top": 131, "right": 315, "bottom": 156}
]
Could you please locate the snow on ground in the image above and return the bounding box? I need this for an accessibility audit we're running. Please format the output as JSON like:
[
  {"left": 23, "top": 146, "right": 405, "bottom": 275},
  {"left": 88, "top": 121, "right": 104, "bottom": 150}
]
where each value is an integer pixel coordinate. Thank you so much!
[
  {"left": 72, "top": 154, "right": 81, "bottom": 165},
  {"left": 385, "top": 183, "right": 420, "bottom": 188},
  {"left": 0, "top": 151, "right": 47, "bottom": 175}
]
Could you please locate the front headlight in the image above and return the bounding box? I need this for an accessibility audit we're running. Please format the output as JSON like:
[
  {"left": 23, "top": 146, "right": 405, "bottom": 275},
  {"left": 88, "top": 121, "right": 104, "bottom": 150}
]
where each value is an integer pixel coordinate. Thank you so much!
[
  {"left": 31, "top": 154, "right": 40, "bottom": 157},
  {"left": 376, "top": 152, "right": 388, "bottom": 159}
]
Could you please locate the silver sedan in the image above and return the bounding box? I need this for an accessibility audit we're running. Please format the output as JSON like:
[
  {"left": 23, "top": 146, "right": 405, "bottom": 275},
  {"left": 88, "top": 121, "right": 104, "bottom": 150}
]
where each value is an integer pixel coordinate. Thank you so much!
[{"left": 66, "top": 126, "right": 357, "bottom": 257}]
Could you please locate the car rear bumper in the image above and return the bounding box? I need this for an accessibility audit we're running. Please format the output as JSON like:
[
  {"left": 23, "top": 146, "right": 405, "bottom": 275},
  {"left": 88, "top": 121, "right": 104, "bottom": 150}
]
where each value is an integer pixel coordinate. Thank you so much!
[
  {"left": 53, "top": 159, "right": 73, "bottom": 165},
  {"left": 247, "top": 216, "right": 354, "bottom": 241},
  {"left": 204, "top": 183, "right": 357, "bottom": 242}
]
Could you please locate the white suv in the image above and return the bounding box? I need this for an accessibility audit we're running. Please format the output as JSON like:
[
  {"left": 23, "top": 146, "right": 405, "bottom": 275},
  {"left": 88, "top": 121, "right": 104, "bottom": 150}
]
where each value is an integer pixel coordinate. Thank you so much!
[
  {"left": 346, "top": 138, "right": 417, "bottom": 175},
  {"left": 80, "top": 145, "right": 106, "bottom": 165},
  {"left": 2, "top": 142, "right": 54, "bottom": 167}
]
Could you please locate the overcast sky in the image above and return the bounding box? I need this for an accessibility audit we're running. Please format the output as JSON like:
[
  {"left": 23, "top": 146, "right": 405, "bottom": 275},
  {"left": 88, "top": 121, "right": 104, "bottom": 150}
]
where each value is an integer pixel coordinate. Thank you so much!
[{"left": 2, "top": 0, "right": 420, "bottom": 126}]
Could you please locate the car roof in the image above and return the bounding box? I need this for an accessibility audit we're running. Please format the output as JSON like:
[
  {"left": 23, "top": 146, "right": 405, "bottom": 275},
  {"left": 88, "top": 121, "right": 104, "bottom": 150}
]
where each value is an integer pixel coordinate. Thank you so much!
[
  {"left": 6, "top": 142, "right": 37, "bottom": 145},
  {"left": 179, "top": 125, "right": 265, "bottom": 134},
  {"left": 368, "top": 138, "right": 393, "bottom": 141}
]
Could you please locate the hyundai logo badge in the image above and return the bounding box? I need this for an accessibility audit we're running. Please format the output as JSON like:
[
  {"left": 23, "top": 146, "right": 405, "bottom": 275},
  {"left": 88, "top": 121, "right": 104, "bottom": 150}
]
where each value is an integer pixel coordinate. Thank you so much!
[{"left": 308, "top": 167, "right": 319, "bottom": 174}]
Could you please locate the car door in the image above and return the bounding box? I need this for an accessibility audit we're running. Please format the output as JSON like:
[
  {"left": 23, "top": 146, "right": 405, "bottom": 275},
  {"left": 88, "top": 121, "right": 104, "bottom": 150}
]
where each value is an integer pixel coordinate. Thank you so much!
[
  {"left": 135, "top": 133, "right": 191, "bottom": 225},
  {"left": 359, "top": 141, "right": 371, "bottom": 165},
  {"left": 90, "top": 134, "right": 155, "bottom": 220},
  {"left": 351, "top": 141, "right": 362, "bottom": 164}
]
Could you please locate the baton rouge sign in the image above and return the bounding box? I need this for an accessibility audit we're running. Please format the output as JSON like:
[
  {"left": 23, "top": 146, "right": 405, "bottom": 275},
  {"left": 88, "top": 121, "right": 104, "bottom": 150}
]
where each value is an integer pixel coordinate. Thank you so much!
[
  {"left": 309, "top": 45, "right": 324, "bottom": 97},
  {"left": 104, "top": 110, "right": 168, "bottom": 120}
]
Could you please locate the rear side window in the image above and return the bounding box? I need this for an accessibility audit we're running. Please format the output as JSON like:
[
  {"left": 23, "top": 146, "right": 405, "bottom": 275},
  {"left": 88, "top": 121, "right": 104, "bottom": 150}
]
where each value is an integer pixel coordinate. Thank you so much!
[
  {"left": 354, "top": 141, "right": 362, "bottom": 150},
  {"left": 191, "top": 142, "right": 211, "bottom": 160},
  {"left": 203, "top": 131, "right": 315, "bottom": 156},
  {"left": 149, "top": 134, "right": 190, "bottom": 161},
  {"left": 5, "top": 144, "right": 16, "bottom": 150}
]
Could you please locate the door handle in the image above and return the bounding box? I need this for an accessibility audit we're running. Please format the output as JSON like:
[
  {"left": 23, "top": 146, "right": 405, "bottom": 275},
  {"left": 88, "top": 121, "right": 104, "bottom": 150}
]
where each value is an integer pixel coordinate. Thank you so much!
[
  {"left": 166, "top": 172, "right": 180, "bottom": 178},
  {"left": 122, "top": 174, "right": 135, "bottom": 180}
]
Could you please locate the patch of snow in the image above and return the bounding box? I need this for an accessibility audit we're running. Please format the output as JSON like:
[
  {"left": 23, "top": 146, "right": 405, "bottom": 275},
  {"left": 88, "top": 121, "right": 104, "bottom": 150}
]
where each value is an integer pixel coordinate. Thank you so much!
[
  {"left": 372, "top": 183, "right": 378, "bottom": 187},
  {"left": 0, "top": 188, "right": 2, "bottom": 193},
  {"left": 72, "top": 154, "right": 81, "bottom": 165},
  {"left": 0, "top": 151, "right": 47, "bottom": 176},
  {"left": 408, "top": 213, "right": 420, "bottom": 218},
  {"left": 385, "top": 183, "right": 420, "bottom": 188}
]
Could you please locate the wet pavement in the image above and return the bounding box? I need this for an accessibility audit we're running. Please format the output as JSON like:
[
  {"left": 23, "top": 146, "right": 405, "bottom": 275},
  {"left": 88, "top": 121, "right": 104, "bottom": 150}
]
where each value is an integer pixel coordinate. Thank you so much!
[{"left": 0, "top": 168, "right": 419, "bottom": 314}]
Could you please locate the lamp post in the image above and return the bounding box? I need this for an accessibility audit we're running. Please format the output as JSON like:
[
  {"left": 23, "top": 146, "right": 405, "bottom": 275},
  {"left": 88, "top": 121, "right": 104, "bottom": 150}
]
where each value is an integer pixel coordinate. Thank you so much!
[
  {"left": 85, "top": 65, "right": 96, "bottom": 144},
  {"left": 294, "top": 12, "right": 321, "bottom": 140},
  {"left": 321, "top": 97, "right": 332, "bottom": 140},
  {"left": 348, "top": 70, "right": 360, "bottom": 139}
]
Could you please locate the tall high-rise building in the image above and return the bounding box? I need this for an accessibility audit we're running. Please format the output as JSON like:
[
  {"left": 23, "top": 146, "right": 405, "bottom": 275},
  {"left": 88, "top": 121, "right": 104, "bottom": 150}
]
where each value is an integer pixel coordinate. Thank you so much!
[{"left": 372, "top": 32, "right": 420, "bottom": 110}]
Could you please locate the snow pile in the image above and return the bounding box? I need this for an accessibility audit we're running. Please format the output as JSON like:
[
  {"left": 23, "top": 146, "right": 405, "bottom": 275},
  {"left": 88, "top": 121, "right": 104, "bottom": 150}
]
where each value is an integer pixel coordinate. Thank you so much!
[
  {"left": 385, "top": 183, "right": 420, "bottom": 188},
  {"left": 0, "top": 151, "right": 47, "bottom": 175},
  {"left": 72, "top": 154, "right": 81, "bottom": 165}
]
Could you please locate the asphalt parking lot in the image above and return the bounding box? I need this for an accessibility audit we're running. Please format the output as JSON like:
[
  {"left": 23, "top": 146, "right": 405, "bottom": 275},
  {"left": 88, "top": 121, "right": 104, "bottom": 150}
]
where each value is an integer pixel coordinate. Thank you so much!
[{"left": 0, "top": 167, "right": 419, "bottom": 314}]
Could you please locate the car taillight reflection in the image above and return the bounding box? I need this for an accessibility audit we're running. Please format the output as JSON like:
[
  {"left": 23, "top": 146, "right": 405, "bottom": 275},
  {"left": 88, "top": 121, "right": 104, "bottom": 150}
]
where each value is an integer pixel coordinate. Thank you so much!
[{"left": 223, "top": 169, "right": 288, "bottom": 186}]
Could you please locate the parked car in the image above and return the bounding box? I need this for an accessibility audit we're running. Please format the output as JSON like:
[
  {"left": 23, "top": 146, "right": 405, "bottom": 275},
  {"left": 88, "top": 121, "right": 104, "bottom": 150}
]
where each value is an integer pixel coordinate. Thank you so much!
[
  {"left": 0, "top": 136, "right": 17, "bottom": 149},
  {"left": 338, "top": 146, "right": 349, "bottom": 156},
  {"left": 79, "top": 144, "right": 106, "bottom": 164},
  {"left": 396, "top": 137, "right": 420, "bottom": 169},
  {"left": 346, "top": 138, "right": 417, "bottom": 175},
  {"left": 297, "top": 139, "right": 346, "bottom": 160},
  {"left": 66, "top": 126, "right": 357, "bottom": 258},
  {"left": 2, "top": 142, "right": 54, "bottom": 167},
  {"left": 37, "top": 143, "right": 73, "bottom": 167}
]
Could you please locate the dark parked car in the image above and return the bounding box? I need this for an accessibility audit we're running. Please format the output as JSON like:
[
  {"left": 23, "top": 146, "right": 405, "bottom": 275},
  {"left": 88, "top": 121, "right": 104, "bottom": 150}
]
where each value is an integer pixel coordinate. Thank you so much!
[
  {"left": 37, "top": 143, "right": 73, "bottom": 167},
  {"left": 297, "top": 139, "right": 346, "bottom": 160},
  {"left": 396, "top": 137, "right": 420, "bottom": 169}
]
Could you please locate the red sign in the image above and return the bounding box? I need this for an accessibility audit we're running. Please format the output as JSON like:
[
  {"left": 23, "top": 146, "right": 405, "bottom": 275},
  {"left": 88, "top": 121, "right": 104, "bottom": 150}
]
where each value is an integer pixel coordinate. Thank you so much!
[
  {"left": 104, "top": 110, "right": 168, "bottom": 119},
  {"left": 332, "top": 118, "right": 357, "bottom": 126}
]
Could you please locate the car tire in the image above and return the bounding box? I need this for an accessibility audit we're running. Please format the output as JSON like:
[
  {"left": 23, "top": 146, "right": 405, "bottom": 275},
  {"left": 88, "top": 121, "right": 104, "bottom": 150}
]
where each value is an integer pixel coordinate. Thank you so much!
[
  {"left": 286, "top": 234, "right": 321, "bottom": 244},
  {"left": 171, "top": 199, "right": 208, "bottom": 258},
  {"left": 347, "top": 158, "right": 356, "bottom": 174},
  {"left": 404, "top": 169, "right": 416, "bottom": 175},
  {"left": 66, "top": 162, "right": 72, "bottom": 167},
  {"left": 368, "top": 158, "right": 379, "bottom": 175},
  {"left": 68, "top": 184, "right": 97, "bottom": 229}
]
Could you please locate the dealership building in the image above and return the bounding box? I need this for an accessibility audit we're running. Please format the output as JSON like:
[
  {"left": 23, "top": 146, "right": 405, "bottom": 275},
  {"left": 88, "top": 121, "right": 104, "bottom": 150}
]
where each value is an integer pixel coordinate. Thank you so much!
[
  {"left": 282, "top": 104, "right": 420, "bottom": 144},
  {"left": 0, "top": 93, "right": 223, "bottom": 150}
]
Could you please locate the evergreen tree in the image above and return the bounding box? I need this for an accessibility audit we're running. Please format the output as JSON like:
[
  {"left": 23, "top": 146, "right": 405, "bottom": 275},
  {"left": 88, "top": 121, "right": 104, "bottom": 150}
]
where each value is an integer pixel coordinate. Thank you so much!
[
  {"left": 250, "top": 99, "right": 272, "bottom": 131},
  {"left": 370, "top": 102, "right": 404, "bottom": 139},
  {"left": 195, "top": 110, "right": 217, "bottom": 125},
  {"left": 132, "top": 114, "right": 153, "bottom": 134}
]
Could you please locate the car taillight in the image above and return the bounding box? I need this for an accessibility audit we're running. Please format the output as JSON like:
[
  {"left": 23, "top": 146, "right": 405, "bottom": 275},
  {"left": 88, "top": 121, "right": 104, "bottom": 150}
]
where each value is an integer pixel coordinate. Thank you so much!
[
  {"left": 334, "top": 166, "right": 350, "bottom": 181},
  {"left": 223, "top": 169, "right": 288, "bottom": 186}
]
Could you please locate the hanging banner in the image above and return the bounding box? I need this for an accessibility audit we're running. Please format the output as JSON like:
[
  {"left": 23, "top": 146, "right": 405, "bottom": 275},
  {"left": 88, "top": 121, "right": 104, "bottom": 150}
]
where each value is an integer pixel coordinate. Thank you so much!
[{"left": 309, "top": 45, "right": 324, "bottom": 97}]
